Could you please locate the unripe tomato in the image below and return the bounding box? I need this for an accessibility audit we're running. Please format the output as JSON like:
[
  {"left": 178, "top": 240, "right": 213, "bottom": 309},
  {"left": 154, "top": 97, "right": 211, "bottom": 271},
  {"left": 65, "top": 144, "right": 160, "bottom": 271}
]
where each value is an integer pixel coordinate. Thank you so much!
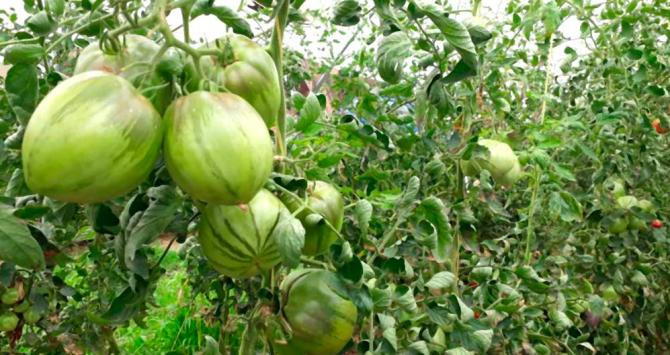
[
  {"left": 75, "top": 35, "right": 174, "bottom": 113},
  {"left": 185, "top": 34, "right": 281, "bottom": 126},
  {"left": 636, "top": 199, "right": 654, "bottom": 212},
  {"left": 1, "top": 288, "right": 20, "bottom": 305},
  {"left": 277, "top": 269, "right": 357, "bottom": 355},
  {"left": 0, "top": 313, "right": 19, "bottom": 331},
  {"left": 651, "top": 219, "right": 663, "bottom": 229},
  {"left": 23, "top": 308, "right": 41, "bottom": 325},
  {"left": 22, "top": 72, "right": 163, "bottom": 203},
  {"left": 461, "top": 139, "right": 522, "bottom": 186},
  {"left": 164, "top": 92, "right": 273, "bottom": 205},
  {"left": 629, "top": 217, "right": 646, "bottom": 231},
  {"left": 608, "top": 217, "right": 629, "bottom": 234},
  {"left": 281, "top": 181, "right": 344, "bottom": 256},
  {"left": 198, "top": 190, "right": 286, "bottom": 278}
]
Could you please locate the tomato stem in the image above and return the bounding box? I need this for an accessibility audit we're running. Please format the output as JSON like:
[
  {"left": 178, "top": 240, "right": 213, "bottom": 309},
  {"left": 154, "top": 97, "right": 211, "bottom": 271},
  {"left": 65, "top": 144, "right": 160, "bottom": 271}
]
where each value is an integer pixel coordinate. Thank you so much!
[{"left": 269, "top": 0, "right": 290, "bottom": 165}]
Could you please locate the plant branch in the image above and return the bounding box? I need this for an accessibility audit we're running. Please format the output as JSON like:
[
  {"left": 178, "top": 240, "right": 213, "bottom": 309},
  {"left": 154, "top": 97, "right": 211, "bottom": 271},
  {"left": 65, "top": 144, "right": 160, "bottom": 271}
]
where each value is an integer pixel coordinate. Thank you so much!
[{"left": 269, "top": 0, "right": 290, "bottom": 164}]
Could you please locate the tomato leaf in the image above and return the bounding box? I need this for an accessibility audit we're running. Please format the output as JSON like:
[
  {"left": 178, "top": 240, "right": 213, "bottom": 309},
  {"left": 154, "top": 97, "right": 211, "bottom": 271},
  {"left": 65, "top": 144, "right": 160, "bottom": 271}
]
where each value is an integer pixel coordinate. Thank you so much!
[
  {"left": 0, "top": 208, "right": 45, "bottom": 270},
  {"left": 273, "top": 209, "right": 304, "bottom": 268},
  {"left": 124, "top": 186, "right": 180, "bottom": 278},
  {"left": 192, "top": 1, "right": 253, "bottom": 38},
  {"left": 295, "top": 93, "right": 322, "bottom": 132},
  {"left": 425, "top": 271, "right": 456, "bottom": 290},
  {"left": 332, "top": 0, "right": 362, "bottom": 26},
  {"left": 5, "top": 63, "right": 39, "bottom": 126},
  {"left": 377, "top": 32, "right": 411, "bottom": 83}
]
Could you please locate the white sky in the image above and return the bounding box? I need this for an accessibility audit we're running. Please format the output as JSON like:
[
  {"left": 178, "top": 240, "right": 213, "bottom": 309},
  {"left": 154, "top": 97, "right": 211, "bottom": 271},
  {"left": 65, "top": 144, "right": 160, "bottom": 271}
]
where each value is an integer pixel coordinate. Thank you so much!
[{"left": 0, "top": 0, "right": 588, "bottom": 73}]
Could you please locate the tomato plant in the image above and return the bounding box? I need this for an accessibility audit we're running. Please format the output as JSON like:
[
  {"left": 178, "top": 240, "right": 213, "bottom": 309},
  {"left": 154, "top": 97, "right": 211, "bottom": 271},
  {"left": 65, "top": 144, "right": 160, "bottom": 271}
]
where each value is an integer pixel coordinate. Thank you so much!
[{"left": 0, "top": 0, "right": 669, "bottom": 353}]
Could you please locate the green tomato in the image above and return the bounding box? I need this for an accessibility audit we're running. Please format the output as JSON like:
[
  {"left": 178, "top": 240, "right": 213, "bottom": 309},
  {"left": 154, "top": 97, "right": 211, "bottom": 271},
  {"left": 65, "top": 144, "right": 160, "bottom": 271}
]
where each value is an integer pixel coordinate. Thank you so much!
[
  {"left": 22, "top": 72, "right": 162, "bottom": 203},
  {"left": 74, "top": 34, "right": 173, "bottom": 113},
  {"left": 198, "top": 190, "right": 286, "bottom": 278},
  {"left": 608, "top": 217, "right": 629, "bottom": 234},
  {"left": 0, "top": 313, "right": 19, "bottom": 332},
  {"left": 462, "top": 139, "right": 522, "bottom": 186},
  {"left": 185, "top": 34, "right": 281, "bottom": 126},
  {"left": 276, "top": 269, "right": 358, "bottom": 355},
  {"left": 636, "top": 199, "right": 654, "bottom": 212},
  {"left": 629, "top": 217, "right": 647, "bottom": 231},
  {"left": 281, "top": 181, "right": 344, "bottom": 256},
  {"left": 23, "top": 308, "right": 41, "bottom": 325},
  {"left": 164, "top": 92, "right": 273, "bottom": 205},
  {"left": 616, "top": 195, "right": 638, "bottom": 209},
  {"left": 1, "top": 288, "right": 19, "bottom": 305}
]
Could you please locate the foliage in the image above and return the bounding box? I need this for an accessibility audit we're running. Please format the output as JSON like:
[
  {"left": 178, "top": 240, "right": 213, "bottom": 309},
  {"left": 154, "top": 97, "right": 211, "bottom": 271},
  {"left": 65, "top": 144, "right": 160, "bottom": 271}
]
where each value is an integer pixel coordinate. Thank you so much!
[{"left": 0, "top": 0, "right": 669, "bottom": 354}]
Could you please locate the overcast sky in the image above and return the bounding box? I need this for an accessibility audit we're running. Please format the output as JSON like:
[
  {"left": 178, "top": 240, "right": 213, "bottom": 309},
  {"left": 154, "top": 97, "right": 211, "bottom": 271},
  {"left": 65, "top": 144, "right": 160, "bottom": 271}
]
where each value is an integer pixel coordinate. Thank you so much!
[{"left": 0, "top": 1, "right": 588, "bottom": 72}]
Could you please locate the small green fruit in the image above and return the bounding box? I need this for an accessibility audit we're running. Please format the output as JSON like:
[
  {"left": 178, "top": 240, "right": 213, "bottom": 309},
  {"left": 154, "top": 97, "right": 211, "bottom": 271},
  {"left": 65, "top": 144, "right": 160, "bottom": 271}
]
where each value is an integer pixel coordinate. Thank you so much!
[
  {"left": 0, "top": 313, "right": 19, "bottom": 331},
  {"left": 1, "top": 288, "right": 20, "bottom": 305}
]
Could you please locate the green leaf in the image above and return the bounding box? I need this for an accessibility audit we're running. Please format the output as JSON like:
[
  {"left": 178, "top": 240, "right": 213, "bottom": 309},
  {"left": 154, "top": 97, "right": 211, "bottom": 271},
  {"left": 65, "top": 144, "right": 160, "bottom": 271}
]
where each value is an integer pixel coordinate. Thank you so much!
[
  {"left": 425, "top": 271, "right": 456, "bottom": 290},
  {"left": 470, "top": 329, "right": 493, "bottom": 352},
  {"left": 3, "top": 44, "right": 45, "bottom": 65},
  {"left": 377, "top": 32, "right": 412, "bottom": 83},
  {"left": 394, "top": 285, "right": 418, "bottom": 312},
  {"left": 407, "top": 341, "right": 430, "bottom": 355},
  {"left": 446, "top": 348, "right": 475, "bottom": 355},
  {"left": 354, "top": 199, "right": 372, "bottom": 236},
  {"left": 467, "top": 24, "right": 492, "bottom": 45},
  {"left": 548, "top": 191, "right": 582, "bottom": 222},
  {"left": 273, "top": 209, "right": 305, "bottom": 268},
  {"left": 419, "top": 197, "right": 451, "bottom": 263},
  {"left": 192, "top": 2, "right": 253, "bottom": 38},
  {"left": 5, "top": 64, "right": 39, "bottom": 126},
  {"left": 419, "top": 6, "right": 477, "bottom": 70},
  {"left": 100, "top": 278, "right": 149, "bottom": 325},
  {"left": 124, "top": 186, "right": 180, "bottom": 278},
  {"left": 332, "top": 0, "right": 361, "bottom": 26},
  {"left": 86, "top": 203, "right": 120, "bottom": 234},
  {"left": 295, "top": 93, "right": 322, "bottom": 132},
  {"left": 444, "top": 59, "right": 477, "bottom": 84},
  {"left": 0, "top": 208, "right": 45, "bottom": 270},
  {"left": 338, "top": 256, "right": 363, "bottom": 283},
  {"left": 399, "top": 176, "right": 420, "bottom": 208},
  {"left": 5, "top": 168, "right": 25, "bottom": 197}
]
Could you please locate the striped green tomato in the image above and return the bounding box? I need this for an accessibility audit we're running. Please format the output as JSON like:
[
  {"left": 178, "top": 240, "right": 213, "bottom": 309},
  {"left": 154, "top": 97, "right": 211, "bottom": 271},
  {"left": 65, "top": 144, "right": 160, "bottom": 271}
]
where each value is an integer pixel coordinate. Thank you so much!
[
  {"left": 22, "top": 71, "right": 162, "bottom": 203},
  {"left": 163, "top": 91, "right": 273, "bottom": 205},
  {"left": 276, "top": 269, "right": 357, "bottom": 355},
  {"left": 74, "top": 34, "right": 173, "bottom": 113},
  {"left": 185, "top": 34, "right": 281, "bottom": 126},
  {"left": 198, "top": 189, "right": 285, "bottom": 278},
  {"left": 461, "top": 139, "right": 522, "bottom": 186},
  {"left": 281, "top": 181, "right": 344, "bottom": 256}
]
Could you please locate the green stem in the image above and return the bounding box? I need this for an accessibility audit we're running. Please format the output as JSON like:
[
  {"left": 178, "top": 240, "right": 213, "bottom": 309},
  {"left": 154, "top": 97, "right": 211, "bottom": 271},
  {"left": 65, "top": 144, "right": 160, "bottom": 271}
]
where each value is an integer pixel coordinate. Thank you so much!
[
  {"left": 300, "top": 256, "right": 334, "bottom": 270},
  {"left": 45, "top": 12, "right": 118, "bottom": 52},
  {"left": 269, "top": 0, "right": 290, "bottom": 163},
  {"left": 524, "top": 166, "right": 542, "bottom": 264},
  {"left": 539, "top": 34, "right": 555, "bottom": 124}
]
